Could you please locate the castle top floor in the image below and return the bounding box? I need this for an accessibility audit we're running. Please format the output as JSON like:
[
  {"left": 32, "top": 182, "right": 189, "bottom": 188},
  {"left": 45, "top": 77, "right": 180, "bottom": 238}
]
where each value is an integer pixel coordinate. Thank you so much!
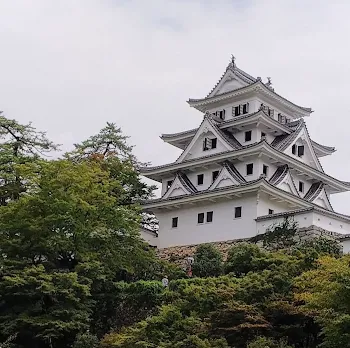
[{"left": 187, "top": 56, "right": 312, "bottom": 120}]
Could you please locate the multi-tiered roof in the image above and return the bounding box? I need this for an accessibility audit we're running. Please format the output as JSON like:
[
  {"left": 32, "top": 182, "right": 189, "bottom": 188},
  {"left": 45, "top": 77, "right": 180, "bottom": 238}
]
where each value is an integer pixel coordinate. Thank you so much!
[{"left": 141, "top": 57, "right": 350, "bottom": 223}]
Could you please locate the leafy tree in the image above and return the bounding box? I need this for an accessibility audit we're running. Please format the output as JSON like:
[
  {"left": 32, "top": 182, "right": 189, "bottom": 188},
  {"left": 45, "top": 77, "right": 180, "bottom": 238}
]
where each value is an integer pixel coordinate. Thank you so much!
[
  {"left": 295, "top": 255, "right": 350, "bottom": 348},
  {"left": 248, "top": 336, "right": 293, "bottom": 348},
  {"left": 224, "top": 243, "right": 266, "bottom": 276},
  {"left": 0, "top": 265, "right": 91, "bottom": 348},
  {"left": 0, "top": 157, "right": 160, "bottom": 346},
  {"left": 0, "top": 112, "right": 57, "bottom": 205},
  {"left": 192, "top": 244, "right": 223, "bottom": 277},
  {"left": 101, "top": 305, "right": 229, "bottom": 348},
  {"left": 66, "top": 122, "right": 156, "bottom": 205},
  {"left": 250, "top": 218, "right": 298, "bottom": 250},
  {"left": 73, "top": 332, "right": 99, "bottom": 348}
]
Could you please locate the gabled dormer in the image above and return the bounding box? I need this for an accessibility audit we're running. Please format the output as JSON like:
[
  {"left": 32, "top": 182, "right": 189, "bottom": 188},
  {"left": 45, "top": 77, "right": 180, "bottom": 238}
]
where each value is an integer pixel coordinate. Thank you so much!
[
  {"left": 162, "top": 172, "right": 197, "bottom": 200},
  {"left": 269, "top": 165, "right": 299, "bottom": 196},
  {"left": 271, "top": 120, "right": 324, "bottom": 172},
  {"left": 209, "top": 161, "right": 246, "bottom": 190},
  {"left": 207, "top": 56, "right": 256, "bottom": 98},
  {"left": 304, "top": 182, "right": 333, "bottom": 211},
  {"left": 176, "top": 115, "right": 241, "bottom": 163}
]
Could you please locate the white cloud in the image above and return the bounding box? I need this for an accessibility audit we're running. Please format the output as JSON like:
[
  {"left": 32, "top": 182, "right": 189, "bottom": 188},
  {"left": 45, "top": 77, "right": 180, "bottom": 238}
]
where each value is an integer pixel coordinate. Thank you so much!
[{"left": 0, "top": 0, "right": 350, "bottom": 212}]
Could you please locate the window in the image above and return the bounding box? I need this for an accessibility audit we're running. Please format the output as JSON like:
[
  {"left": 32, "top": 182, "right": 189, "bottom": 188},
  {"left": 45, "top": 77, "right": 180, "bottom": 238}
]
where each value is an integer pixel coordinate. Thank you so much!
[
  {"left": 242, "top": 103, "right": 249, "bottom": 114},
  {"left": 172, "top": 217, "right": 178, "bottom": 228},
  {"left": 268, "top": 108, "right": 274, "bottom": 117},
  {"left": 298, "top": 145, "right": 304, "bottom": 157},
  {"left": 203, "top": 138, "right": 209, "bottom": 151},
  {"left": 261, "top": 132, "right": 266, "bottom": 138},
  {"left": 234, "top": 106, "right": 240, "bottom": 116},
  {"left": 203, "top": 138, "right": 217, "bottom": 151},
  {"left": 278, "top": 113, "right": 283, "bottom": 123},
  {"left": 268, "top": 209, "right": 274, "bottom": 215},
  {"left": 217, "top": 110, "right": 225, "bottom": 120},
  {"left": 299, "top": 181, "right": 304, "bottom": 193},
  {"left": 197, "top": 174, "right": 204, "bottom": 185},
  {"left": 263, "top": 165, "right": 268, "bottom": 175},
  {"left": 234, "top": 206, "right": 242, "bottom": 218},
  {"left": 167, "top": 180, "right": 173, "bottom": 189},
  {"left": 246, "top": 163, "right": 253, "bottom": 175},
  {"left": 206, "top": 211, "right": 213, "bottom": 223},
  {"left": 198, "top": 213, "right": 205, "bottom": 224},
  {"left": 292, "top": 144, "right": 296, "bottom": 155},
  {"left": 212, "top": 170, "right": 219, "bottom": 182},
  {"left": 245, "top": 131, "right": 252, "bottom": 142}
]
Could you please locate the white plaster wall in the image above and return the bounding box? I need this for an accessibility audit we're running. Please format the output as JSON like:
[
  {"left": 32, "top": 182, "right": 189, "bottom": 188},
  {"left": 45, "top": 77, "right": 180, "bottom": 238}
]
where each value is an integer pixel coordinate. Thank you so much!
[
  {"left": 187, "top": 166, "right": 222, "bottom": 191},
  {"left": 257, "top": 193, "right": 292, "bottom": 217},
  {"left": 235, "top": 157, "right": 262, "bottom": 181},
  {"left": 290, "top": 173, "right": 312, "bottom": 198},
  {"left": 256, "top": 212, "right": 313, "bottom": 235},
  {"left": 341, "top": 239, "right": 350, "bottom": 254},
  {"left": 157, "top": 195, "right": 258, "bottom": 248},
  {"left": 140, "top": 229, "right": 159, "bottom": 247},
  {"left": 312, "top": 213, "right": 350, "bottom": 234},
  {"left": 234, "top": 128, "right": 259, "bottom": 145},
  {"left": 256, "top": 211, "right": 350, "bottom": 236}
]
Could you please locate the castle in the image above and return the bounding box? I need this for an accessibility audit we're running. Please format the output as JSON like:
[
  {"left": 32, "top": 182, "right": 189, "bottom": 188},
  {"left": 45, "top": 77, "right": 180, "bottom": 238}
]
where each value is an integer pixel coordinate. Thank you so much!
[{"left": 140, "top": 56, "right": 350, "bottom": 250}]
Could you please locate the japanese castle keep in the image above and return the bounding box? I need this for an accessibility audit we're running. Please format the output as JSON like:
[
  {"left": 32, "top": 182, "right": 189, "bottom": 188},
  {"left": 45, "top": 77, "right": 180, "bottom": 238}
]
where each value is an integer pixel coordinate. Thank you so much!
[{"left": 140, "top": 56, "right": 350, "bottom": 249}]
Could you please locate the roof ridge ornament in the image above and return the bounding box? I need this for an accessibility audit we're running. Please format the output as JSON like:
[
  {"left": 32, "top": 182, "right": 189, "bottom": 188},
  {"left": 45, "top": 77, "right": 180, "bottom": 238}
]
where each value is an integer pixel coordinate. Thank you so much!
[
  {"left": 266, "top": 77, "right": 274, "bottom": 91},
  {"left": 227, "top": 54, "right": 236, "bottom": 71}
]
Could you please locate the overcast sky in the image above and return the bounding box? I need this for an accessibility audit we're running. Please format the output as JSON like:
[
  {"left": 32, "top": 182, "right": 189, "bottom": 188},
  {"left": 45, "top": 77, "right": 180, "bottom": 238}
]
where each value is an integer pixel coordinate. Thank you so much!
[{"left": 1, "top": 0, "right": 350, "bottom": 213}]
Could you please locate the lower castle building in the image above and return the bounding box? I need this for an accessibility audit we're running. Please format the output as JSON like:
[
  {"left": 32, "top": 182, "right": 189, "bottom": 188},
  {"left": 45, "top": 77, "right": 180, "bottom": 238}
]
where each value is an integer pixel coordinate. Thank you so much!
[{"left": 140, "top": 56, "right": 350, "bottom": 251}]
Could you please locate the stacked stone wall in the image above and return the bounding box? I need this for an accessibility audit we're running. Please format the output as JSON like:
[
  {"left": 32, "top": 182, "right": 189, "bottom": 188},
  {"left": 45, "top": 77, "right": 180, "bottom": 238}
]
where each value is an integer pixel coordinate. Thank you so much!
[{"left": 157, "top": 225, "right": 341, "bottom": 265}]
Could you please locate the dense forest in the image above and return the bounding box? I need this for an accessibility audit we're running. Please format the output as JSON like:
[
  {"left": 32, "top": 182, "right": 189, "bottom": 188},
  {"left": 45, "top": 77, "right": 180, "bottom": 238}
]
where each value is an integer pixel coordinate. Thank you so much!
[{"left": 0, "top": 112, "right": 349, "bottom": 348}]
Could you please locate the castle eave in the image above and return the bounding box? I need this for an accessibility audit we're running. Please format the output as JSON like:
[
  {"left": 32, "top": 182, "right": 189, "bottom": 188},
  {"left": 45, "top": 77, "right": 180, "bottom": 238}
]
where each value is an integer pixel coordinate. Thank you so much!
[
  {"left": 140, "top": 142, "right": 350, "bottom": 193},
  {"left": 188, "top": 81, "right": 312, "bottom": 117}
]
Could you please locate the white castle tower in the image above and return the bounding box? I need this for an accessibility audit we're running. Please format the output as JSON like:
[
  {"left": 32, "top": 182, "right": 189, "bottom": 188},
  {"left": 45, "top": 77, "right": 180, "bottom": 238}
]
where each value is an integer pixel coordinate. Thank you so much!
[{"left": 140, "top": 56, "right": 350, "bottom": 249}]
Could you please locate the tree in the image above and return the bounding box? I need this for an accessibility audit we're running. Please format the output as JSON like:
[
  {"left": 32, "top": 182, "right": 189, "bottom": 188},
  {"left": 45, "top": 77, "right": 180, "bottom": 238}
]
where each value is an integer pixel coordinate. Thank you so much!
[
  {"left": 0, "top": 158, "right": 160, "bottom": 347},
  {"left": 192, "top": 244, "right": 223, "bottom": 278},
  {"left": 248, "top": 337, "right": 293, "bottom": 348},
  {"left": 224, "top": 243, "right": 266, "bottom": 276},
  {"left": 0, "top": 265, "right": 91, "bottom": 348},
  {"left": 295, "top": 255, "right": 350, "bottom": 348},
  {"left": 66, "top": 122, "right": 156, "bottom": 205},
  {"left": 250, "top": 218, "right": 298, "bottom": 251},
  {"left": 0, "top": 112, "right": 57, "bottom": 205},
  {"left": 73, "top": 332, "right": 99, "bottom": 348}
]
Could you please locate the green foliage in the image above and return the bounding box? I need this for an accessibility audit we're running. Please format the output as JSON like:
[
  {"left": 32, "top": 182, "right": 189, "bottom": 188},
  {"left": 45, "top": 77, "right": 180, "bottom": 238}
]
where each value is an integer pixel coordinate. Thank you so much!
[
  {"left": 192, "top": 244, "right": 223, "bottom": 277},
  {"left": 92, "top": 280, "right": 165, "bottom": 337},
  {"left": 0, "top": 115, "right": 163, "bottom": 347},
  {"left": 248, "top": 337, "right": 293, "bottom": 348},
  {"left": 73, "top": 332, "right": 99, "bottom": 348},
  {"left": 0, "top": 265, "right": 91, "bottom": 347},
  {"left": 250, "top": 218, "right": 298, "bottom": 250},
  {"left": 225, "top": 243, "right": 266, "bottom": 276},
  {"left": 295, "top": 255, "right": 350, "bottom": 348},
  {"left": 0, "top": 111, "right": 57, "bottom": 205}
]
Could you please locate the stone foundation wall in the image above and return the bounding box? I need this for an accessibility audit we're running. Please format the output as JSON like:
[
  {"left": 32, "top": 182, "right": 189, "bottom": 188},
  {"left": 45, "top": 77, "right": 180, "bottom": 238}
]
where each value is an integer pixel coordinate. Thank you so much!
[
  {"left": 157, "top": 237, "right": 250, "bottom": 264},
  {"left": 157, "top": 225, "right": 341, "bottom": 265}
]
